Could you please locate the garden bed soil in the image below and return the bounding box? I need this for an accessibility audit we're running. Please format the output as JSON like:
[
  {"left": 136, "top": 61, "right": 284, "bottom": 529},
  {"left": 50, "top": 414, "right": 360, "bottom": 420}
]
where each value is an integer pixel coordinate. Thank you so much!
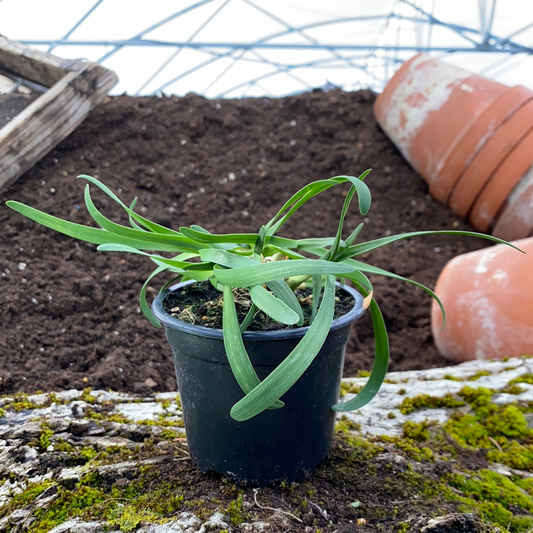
[{"left": 0, "top": 89, "right": 489, "bottom": 395}]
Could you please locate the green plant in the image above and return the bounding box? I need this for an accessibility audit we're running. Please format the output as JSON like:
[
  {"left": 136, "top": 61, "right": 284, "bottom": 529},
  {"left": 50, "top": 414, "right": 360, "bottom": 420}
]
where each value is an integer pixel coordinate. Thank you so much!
[{"left": 7, "top": 172, "right": 515, "bottom": 422}]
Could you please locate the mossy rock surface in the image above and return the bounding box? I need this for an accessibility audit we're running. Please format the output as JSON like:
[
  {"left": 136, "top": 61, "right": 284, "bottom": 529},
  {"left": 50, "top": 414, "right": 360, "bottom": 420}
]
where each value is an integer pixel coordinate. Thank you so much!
[{"left": 2, "top": 356, "right": 533, "bottom": 532}]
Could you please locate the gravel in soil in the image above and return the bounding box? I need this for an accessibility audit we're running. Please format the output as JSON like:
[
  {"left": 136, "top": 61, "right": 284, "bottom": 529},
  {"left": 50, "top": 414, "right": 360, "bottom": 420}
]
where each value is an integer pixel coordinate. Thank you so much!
[{"left": 0, "top": 89, "right": 489, "bottom": 395}]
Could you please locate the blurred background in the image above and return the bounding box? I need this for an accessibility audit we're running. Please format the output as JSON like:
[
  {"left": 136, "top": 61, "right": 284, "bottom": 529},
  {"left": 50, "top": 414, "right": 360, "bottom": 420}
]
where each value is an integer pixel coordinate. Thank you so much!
[{"left": 1, "top": 0, "right": 532, "bottom": 98}]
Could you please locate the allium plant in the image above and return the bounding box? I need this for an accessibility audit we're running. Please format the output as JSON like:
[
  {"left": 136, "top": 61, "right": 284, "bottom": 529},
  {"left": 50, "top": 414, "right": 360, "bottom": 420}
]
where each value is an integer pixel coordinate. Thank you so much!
[{"left": 7, "top": 172, "right": 514, "bottom": 421}]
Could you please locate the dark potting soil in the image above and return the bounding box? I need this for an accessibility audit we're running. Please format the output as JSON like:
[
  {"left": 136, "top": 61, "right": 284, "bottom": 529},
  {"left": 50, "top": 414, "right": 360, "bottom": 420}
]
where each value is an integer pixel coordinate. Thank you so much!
[
  {"left": 0, "top": 89, "right": 490, "bottom": 395},
  {"left": 162, "top": 280, "right": 355, "bottom": 331}
]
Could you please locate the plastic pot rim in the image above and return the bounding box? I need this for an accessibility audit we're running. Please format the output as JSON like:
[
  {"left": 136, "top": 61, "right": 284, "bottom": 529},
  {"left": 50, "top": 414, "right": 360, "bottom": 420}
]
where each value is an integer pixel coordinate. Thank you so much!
[{"left": 152, "top": 279, "right": 365, "bottom": 341}]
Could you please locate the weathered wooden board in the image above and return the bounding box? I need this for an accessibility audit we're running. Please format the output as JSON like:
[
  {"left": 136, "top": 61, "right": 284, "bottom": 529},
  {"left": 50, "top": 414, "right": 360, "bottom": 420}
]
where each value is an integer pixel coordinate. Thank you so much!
[{"left": 0, "top": 36, "right": 118, "bottom": 192}]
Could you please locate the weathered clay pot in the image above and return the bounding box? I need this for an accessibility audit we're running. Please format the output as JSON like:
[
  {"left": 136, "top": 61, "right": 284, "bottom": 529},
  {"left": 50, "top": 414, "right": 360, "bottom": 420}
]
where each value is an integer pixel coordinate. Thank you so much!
[
  {"left": 374, "top": 53, "right": 524, "bottom": 197},
  {"left": 448, "top": 98, "right": 533, "bottom": 219},
  {"left": 431, "top": 238, "right": 533, "bottom": 362},
  {"left": 375, "top": 53, "right": 533, "bottom": 238},
  {"left": 493, "top": 166, "right": 533, "bottom": 240},
  {"left": 469, "top": 128, "right": 533, "bottom": 233}
]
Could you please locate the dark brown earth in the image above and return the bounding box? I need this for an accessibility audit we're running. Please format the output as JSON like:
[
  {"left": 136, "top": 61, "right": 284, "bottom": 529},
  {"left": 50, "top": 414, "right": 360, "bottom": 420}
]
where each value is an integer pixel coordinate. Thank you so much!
[{"left": 0, "top": 89, "right": 490, "bottom": 395}]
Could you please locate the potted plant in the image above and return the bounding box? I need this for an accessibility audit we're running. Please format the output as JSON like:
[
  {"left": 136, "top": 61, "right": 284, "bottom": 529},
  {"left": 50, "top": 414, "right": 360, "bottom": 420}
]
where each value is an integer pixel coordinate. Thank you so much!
[{"left": 6, "top": 172, "right": 513, "bottom": 485}]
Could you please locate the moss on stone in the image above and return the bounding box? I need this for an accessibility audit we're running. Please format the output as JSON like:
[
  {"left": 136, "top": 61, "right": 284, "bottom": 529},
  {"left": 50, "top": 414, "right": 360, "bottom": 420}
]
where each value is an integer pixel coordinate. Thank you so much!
[
  {"left": 444, "top": 470, "right": 533, "bottom": 531},
  {"left": 399, "top": 393, "right": 465, "bottom": 415},
  {"left": 510, "top": 374, "right": 533, "bottom": 386},
  {"left": 339, "top": 382, "right": 363, "bottom": 397},
  {"left": 442, "top": 373, "right": 464, "bottom": 381},
  {"left": 467, "top": 370, "right": 492, "bottom": 381}
]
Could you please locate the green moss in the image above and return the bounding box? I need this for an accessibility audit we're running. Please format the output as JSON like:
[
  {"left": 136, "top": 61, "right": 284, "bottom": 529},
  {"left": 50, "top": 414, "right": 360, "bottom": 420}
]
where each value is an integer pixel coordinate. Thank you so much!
[
  {"left": 80, "top": 388, "right": 97, "bottom": 404},
  {"left": 356, "top": 370, "right": 371, "bottom": 378},
  {"left": 0, "top": 481, "right": 56, "bottom": 516},
  {"left": 39, "top": 427, "right": 54, "bottom": 451},
  {"left": 458, "top": 386, "right": 494, "bottom": 409},
  {"left": 107, "top": 505, "right": 162, "bottom": 532},
  {"left": 3, "top": 392, "right": 41, "bottom": 412},
  {"left": 339, "top": 382, "right": 363, "bottom": 397},
  {"left": 80, "top": 447, "right": 100, "bottom": 461},
  {"left": 502, "top": 383, "right": 527, "bottom": 395},
  {"left": 396, "top": 522, "right": 410, "bottom": 533},
  {"left": 442, "top": 374, "right": 463, "bottom": 381},
  {"left": 387, "top": 412, "right": 396, "bottom": 419},
  {"left": 226, "top": 494, "right": 249, "bottom": 526},
  {"left": 510, "top": 374, "right": 533, "bottom": 385},
  {"left": 399, "top": 393, "right": 465, "bottom": 415},
  {"left": 402, "top": 421, "right": 431, "bottom": 442},
  {"left": 445, "top": 470, "right": 533, "bottom": 531},
  {"left": 138, "top": 417, "right": 185, "bottom": 428},
  {"left": 467, "top": 370, "right": 492, "bottom": 381},
  {"left": 157, "top": 399, "right": 172, "bottom": 409},
  {"left": 336, "top": 416, "right": 361, "bottom": 433},
  {"left": 0, "top": 407, "right": 5, "bottom": 418},
  {"left": 379, "top": 434, "right": 435, "bottom": 462}
]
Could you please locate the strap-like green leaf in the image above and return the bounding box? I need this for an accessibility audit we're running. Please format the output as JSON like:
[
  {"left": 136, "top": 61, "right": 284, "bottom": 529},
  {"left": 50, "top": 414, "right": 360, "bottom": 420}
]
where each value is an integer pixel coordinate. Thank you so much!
[
  {"left": 265, "top": 179, "right": 339, "bottom": 233},
  {"left": 343, "top": 257, "right": 445, "bottom": 325},
  {"left": 6, "top": 201, "right": 187, "bottom": 252},
  {"left": 214, "top": 260, "right": 354, "bottom": 287},
  {"left": 310, "top": 275, "right": 323, "bottom": 324},
  {"left": 340, "top": 230, "right": 523, "bottom": 260},
  {"left": 327, "top": 186, "right": 356, "bottom": 260},
  {"left": 267, "top": 279, "right": 304, "bottom": 326},
  {"left": 332, "top": 297, "right": 389, "bottom": 412},
  {"left": 230, "top": 275, "right": 336, "bottom": 421},
  {"left": 140, "top": 265, "right": 167, "bottom": 327},
  {"left": 345, "top": 223, "right": 364, "bottom": 247},
  {"left": 201, "top": 249, "right": 304, "bottom": 325},
  {"left": 200, "top": 249, "right": 254, "bottom": 268},
  {"left": 78, "top": 175, "right": 182, "bottom": 236},
  {"left": 83, "top": 185, "right": 202, "bottom": 252},
  {"left": 249, "top": 285, "right": 300, "bottom": 325},
  {"left": 343, "top": 270, "right": 373, "bottom": 293},
  {"left": 329, "top": 173, "right": 372, "bottom": 215},
  {"left": 222, "top": 285, "right": 284, "bottom": 410}
]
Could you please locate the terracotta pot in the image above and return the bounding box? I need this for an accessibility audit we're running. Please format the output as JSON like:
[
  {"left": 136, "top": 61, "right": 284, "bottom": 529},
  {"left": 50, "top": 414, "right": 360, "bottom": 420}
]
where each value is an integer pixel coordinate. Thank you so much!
[
  {"left": 469, "top": 128, "right": 533, "bottom": 233},
  {"left": 447, "top": 98, "right": 533, "bottom": 218},
  {"left": 492, "top": 166, "right": 533, "bottom": 240},
  {"left": 431, "top": 238, "right": 533, "bottom": 362},
  {"left": 374, "top": 53, "right": 511, "bottom": 191},
  {"left": 434, "top": 84, "right": 533, "bottom": 204}
]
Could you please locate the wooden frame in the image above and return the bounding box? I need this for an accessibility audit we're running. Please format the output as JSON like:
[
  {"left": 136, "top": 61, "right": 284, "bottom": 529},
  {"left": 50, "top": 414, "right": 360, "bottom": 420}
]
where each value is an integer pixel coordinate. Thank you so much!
[{"left": 0, "top": 36, "right": 118, "bottom": 191}]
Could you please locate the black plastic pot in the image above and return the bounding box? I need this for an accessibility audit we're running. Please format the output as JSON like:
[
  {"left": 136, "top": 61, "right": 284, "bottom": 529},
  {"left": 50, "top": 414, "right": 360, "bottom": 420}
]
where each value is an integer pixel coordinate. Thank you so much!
[{"left": 152, "top": 281, "right": 365, "bottom": 485}]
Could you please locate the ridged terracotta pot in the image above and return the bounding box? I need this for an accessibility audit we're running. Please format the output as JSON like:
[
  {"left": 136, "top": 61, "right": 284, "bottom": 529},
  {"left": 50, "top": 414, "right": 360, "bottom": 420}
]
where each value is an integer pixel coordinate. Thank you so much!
[
  {"left": 431, "top": 238, "right": 533, "bottom": 362},
  {"left": 493, "top": 166, "right": 533, "bottom": 240},
  {"left": 448, "top": 98, "right": 533, "bottom": 219},
  {"left": 374, "top": 53, "right": 529, "bottom": 194},
  {"left": 375, "top": 53, "right": 533, "bottom": 238},
  {"left": 469, "top": 128, "right": 533, "bottom": 233}
]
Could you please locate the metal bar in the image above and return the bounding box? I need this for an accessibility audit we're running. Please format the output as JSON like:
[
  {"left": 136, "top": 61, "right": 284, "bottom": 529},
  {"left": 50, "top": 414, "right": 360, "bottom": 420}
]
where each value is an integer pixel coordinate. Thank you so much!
[
  {"left": 47, "top": 0, "right": 105, "bottom": 53},
  {"left": 21, "top": 40, "right": 533, "bottom": 53},
  {"left": 242, "top": 0, "right": 364, "bottom": 83},
  {"left": 135, "top": 0, "right": 232, "bottom": 95},
  {"left": 479, "top": 0, "right": 497, "bottom": 45},
  {"left": 400, "top": 0, "right": 479, "bottom": 45},
  {"left": 96, "top": 0, "right": 218, "bottom": 64}
]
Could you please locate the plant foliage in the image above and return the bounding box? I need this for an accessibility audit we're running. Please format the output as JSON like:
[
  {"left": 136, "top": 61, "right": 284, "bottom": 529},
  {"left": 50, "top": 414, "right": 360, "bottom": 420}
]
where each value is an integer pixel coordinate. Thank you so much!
[{"left": 7, "top": 172, "right": 515, "bottom": 421}]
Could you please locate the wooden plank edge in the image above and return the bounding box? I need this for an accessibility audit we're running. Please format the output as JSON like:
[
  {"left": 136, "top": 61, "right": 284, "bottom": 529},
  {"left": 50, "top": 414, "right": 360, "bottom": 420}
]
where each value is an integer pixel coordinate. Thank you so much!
[
  {"left": 0, "top": 63, "right": 118, "bottom": 192},
  {"left": 0, "top": 35, "right": 74, "bottom": 87}
]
